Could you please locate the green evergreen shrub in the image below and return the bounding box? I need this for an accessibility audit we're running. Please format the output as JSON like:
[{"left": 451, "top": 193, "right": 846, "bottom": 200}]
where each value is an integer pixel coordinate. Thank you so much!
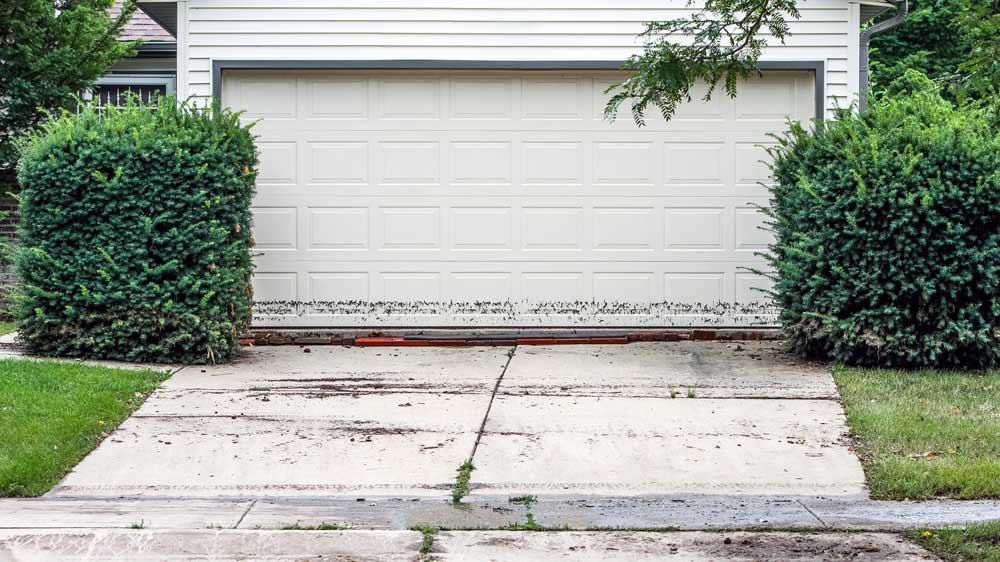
[
  {"left": 15, "top": 97, "right": 257, "bottom": 363},
  {"left": 766, "top": 72, "right": 1000, "bottom": 369}
]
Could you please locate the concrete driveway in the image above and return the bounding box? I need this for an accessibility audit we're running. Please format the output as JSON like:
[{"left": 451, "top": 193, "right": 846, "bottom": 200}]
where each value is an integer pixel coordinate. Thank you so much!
[{"left": 50, "top": 341, "right": 867, "bottom": 499}]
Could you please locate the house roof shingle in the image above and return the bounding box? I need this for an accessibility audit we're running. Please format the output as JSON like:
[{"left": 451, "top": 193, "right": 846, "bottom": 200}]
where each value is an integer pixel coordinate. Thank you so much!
[{"left": 110, "top": 1, "right": 175, "bottom": 42}]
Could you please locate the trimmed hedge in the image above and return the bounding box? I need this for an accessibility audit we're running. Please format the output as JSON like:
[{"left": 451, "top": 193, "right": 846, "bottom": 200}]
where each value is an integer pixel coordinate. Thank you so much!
[
  {"left": 766, "top": 72, "right": 1000, "bottom": 369},
  {"left": 15, "top": 98, "right": 257, "bottom": 363}
]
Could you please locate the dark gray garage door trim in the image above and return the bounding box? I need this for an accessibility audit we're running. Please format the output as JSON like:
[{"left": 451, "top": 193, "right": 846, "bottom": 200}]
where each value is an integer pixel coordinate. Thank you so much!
[{"left": 211, "top": 59, "right": 826, "bottom": 121}]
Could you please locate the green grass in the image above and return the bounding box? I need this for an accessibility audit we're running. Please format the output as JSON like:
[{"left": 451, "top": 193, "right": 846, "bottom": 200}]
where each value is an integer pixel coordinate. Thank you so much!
[
  {"left": 909, "top": 522, "right": 1000, "bottom": 562},
  {"left": 0, "top": 359, "right": 169, "bottom": 497},
  {"left": 0, "top": 321, "right": 15, "bottom": 335},
  {"left": 834, "top": 366, "right": 1000, "bottom": 500}
]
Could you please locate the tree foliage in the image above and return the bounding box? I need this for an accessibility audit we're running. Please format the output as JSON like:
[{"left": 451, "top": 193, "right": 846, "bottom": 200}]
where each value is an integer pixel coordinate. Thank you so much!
[
  {"left": 609, "top": 0, "right": 999, "bottom": 124},
  {"left": 868, "top": 0, "right": 968, "bottom": 93},
  {"left": 870, "top": 0, "right": 1000, "bottom": 99},
  {"left": 954, "top": 0, "right": 1000, "bottom": 97},
  {"left": 0, "top": 0, "right": 138, "bottom": 181},
  {"left": 604, "top": 0, "right": 799, "bottom": 126}
]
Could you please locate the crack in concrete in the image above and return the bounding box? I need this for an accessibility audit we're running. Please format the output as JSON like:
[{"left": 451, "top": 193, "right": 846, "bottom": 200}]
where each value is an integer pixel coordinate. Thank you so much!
[
  {"left": 797, "top": 500, "right": 828, "bottom": 528},
  {"left": 469, "top": 347, "right": 517, "bottom": 461},
  {"left": 234, "top": 500, "right": 256, "bottom": 529}
]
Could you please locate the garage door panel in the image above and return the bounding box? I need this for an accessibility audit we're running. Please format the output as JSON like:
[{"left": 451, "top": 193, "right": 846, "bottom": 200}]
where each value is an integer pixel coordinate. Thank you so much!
[
  {"left": 592, "top": 207, "right": 656, "bottom": 251},
  {"left": 663, "top": 142, "right": 732, "bottom": 187},
  {"left": 304, "top": 77, "right": 370, "bottom": 120},
  {"left": 256, "top": 142, "right": 298, "bottom": 186},
  {"left": 592, "top": 142, "right": 658, "bottom": 187},
  {"left": 450, "top": 207, "right": 514, "bottom": 250},
  {"left": 306, "top": 207, "right": 369, "bottom": 250},
  {"left": 248, "top": 196, "right": 775, "bottom": 262},
  {"left": 734, "top": 206, "right": 775, "bottom": 251},
  {"left": 307, "top": 141, "right": 370, "bottom": 186},
  {"left": 521, "top": 77, "right": 587, "bottom": 120},
  {"left": 450, "top": 141, "right": 514, "bottom": 186},
  {"left": 449, "top": 272, "right": 515, "bottom": 302},
  {"left": 252, "top": 207, "right": 298, "bottom": 250},
  {"left": 269, "top": 119, "right": 800, "bottom": 134},
  {"left": 225, "top": 69, "right": 813, "bottom": 327},
  {"left": 376, "top": 77, "right": 443, "bottom": 120},
  {"left": 450, "top": 77, "right": 516, "bottom": 119}
]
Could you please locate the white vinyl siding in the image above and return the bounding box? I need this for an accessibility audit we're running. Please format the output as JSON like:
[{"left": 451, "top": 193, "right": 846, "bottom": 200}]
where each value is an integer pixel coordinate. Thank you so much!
[{"left": 177, "top": 0, "right": 858, "bottom": 114}]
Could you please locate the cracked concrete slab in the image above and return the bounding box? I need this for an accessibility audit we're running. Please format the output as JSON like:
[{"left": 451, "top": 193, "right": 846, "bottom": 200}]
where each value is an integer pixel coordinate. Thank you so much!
[
  {"left": 164, "top": 346, "right": 511, "bottom": 393},
  {"left": 0, "top": 530, "right": 421, "bottom": 562},
  {"left": 434, "top": 531, "right": 939, "bottom": 561},
  {"left": 802, "top": 498, "right": 1000, "bottom": 530},
  {"left": 50, "top": 393, "right": 487, "bottom": 498},
  {"left": 470, "top": 395, "right": 866, "bottom": 496},
  {"left": 501, "top": 342, "right": 836, "bottom": 398},
  {"left": 49, "top": 346, "right": 512, "bottom": 499}
]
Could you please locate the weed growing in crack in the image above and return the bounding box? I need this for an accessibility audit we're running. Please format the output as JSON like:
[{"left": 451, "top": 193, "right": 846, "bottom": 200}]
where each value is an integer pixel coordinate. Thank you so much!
[
  {"left": 508, "top": 495, "right": 540, "bottom": 530},
  {"left": 452, "top": 459, "right": 475, "bottom": 503},
  {"left": 413, "top": 525, "right": 438, "bottom": 561},
  {"left": 686, "top": 387, "right": 697, "bottom": 398},
  {"left": 128, "top": 520, "right": 144, "bottom": 529}
]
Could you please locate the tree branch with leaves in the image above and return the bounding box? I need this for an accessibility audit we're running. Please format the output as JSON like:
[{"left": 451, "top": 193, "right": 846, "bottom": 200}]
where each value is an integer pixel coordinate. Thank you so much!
[
  {"left": 607, "top": 0, "right": 1000, "bottom": 127},
  {"left": 604, "top": 0, "right": 800, "bottom": 126},
  {"left": 954, "top": 0, "right": 1000, "bottom": 98}
]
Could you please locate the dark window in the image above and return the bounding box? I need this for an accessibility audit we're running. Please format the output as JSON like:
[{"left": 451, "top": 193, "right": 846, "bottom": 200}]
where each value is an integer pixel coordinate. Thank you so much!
[{"left": 94, "top": 84, "right": 167, "bottom": 107}]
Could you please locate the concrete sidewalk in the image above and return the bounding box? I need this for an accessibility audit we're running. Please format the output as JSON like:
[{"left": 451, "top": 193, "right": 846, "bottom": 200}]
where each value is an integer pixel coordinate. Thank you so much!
[
  {"left": 47, "top": 342, "right": 867, "bottom": 499},
  {"left": 0, "top": 529, "right": 939, "bottom": 562}
]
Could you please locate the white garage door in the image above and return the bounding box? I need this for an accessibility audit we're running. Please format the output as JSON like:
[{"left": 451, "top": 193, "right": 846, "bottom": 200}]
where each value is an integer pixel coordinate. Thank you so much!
[{"left": 223, "top": 70, "right": 815, "bottom": 327}]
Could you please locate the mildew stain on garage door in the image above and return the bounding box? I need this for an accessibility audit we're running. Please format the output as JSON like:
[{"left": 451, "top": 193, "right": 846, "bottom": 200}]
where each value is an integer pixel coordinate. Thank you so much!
[{"left": 253, "top": 299, "right": 778, "bottom": 327}]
